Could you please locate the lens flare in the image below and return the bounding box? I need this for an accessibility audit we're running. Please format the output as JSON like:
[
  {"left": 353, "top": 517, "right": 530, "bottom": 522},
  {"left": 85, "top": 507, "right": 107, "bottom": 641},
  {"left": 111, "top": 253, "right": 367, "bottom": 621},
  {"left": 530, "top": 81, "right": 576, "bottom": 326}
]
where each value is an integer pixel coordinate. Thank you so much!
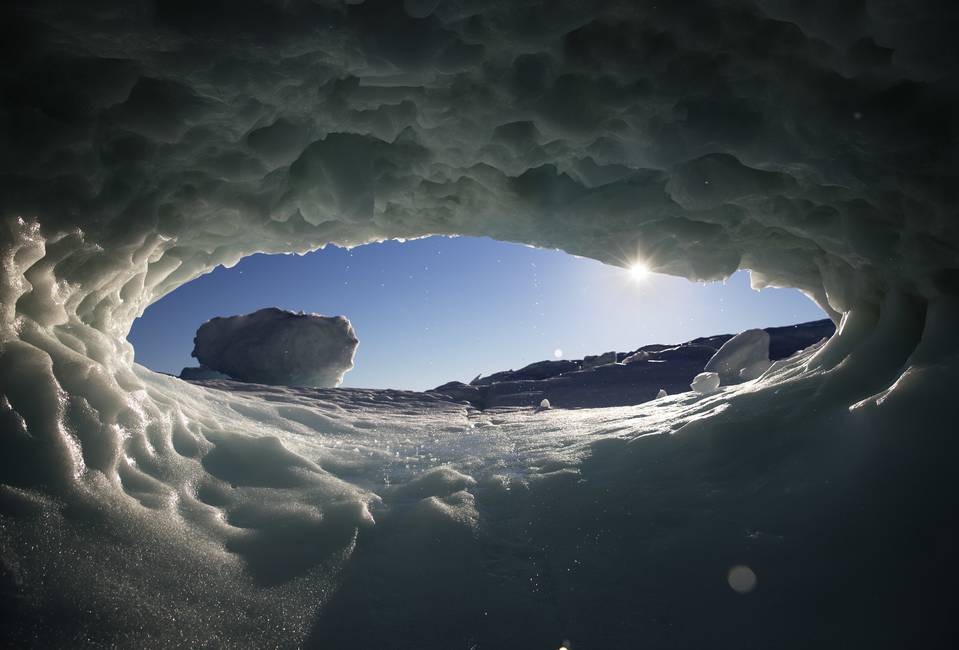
[{"left": 628, "top": 262, "right": 649, "bottom": 282}]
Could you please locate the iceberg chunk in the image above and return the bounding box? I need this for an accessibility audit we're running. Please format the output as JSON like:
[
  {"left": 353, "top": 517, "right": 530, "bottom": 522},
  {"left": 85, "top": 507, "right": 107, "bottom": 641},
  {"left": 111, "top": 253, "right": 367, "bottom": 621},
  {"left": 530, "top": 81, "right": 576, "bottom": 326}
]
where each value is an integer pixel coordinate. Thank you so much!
[
  {"left": 704, "top": 329, "right": 773, "bottom": 384},
  {"left": 191, "top": 308, "right": 358, "bottom": 387},
  {"left": 690, "top": 372, "right": 721, "bottom": 395}
]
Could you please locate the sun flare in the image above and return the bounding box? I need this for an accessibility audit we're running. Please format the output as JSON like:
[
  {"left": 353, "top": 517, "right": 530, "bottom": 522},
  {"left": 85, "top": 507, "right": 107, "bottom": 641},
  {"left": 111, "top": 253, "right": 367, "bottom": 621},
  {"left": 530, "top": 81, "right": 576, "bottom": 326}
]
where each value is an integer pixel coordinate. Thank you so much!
[{"left": 628, "top": 262, "right": 649, "bottom": 282}]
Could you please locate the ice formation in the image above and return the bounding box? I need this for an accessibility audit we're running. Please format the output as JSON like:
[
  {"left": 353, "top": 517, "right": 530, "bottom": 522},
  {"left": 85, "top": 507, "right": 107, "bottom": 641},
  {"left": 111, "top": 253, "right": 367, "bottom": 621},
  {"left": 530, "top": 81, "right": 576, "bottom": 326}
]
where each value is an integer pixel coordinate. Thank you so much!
[
  {"left": 704, "top": 328, "right": 773, "bottom": 384},
  {"left": 190, "top": 308, "right": 358, "bottom": 387},
  {"left": 581, "top": 351, "right": 617, "bottom": 369},
  {"left": 2, "top": 0, "right": 958, "bottom": 647},
  {"left": 435, "top": 320, "right": 831, "bottom": 409},
  {"left": 622, "top": 350, "right": 650, "bottom": 364},
  {"left": 690, "top": 371, "right": 722, "bottom": 395}
]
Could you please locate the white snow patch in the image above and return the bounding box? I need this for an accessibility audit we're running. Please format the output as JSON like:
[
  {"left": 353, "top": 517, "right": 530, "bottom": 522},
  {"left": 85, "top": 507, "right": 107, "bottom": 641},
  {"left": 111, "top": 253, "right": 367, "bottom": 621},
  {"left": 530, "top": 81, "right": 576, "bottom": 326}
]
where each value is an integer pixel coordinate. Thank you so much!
[{"left": 690, "top": 372, "right": 721, "bottom": 395}]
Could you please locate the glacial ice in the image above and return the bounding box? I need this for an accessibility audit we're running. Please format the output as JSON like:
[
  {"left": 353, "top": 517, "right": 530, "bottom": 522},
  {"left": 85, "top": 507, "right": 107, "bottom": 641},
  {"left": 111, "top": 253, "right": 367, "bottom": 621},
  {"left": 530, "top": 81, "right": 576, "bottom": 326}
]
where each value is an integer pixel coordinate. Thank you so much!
[
  {"left": 704, "top": 328, "right": 773, "bottom": 384},
  {"left": 1, "top": 0, "right": 958, "bottom": 647},
  {"left": 191, "top": 307, "right": 358, "bottom": 387},
  {"left": 690, "top": 371, "right": 722, "bottom": 395}
]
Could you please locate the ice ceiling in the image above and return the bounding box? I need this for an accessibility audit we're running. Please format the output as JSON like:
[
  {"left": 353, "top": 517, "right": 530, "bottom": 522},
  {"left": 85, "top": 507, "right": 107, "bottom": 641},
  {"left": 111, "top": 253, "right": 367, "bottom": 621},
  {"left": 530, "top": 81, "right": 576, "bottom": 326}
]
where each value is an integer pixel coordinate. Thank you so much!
[
  {"left": 3, "top": 0, "right": 958, "bottom": 328},
  {"left": 2, "top": 1, "right": 959, "bottom": 646}
]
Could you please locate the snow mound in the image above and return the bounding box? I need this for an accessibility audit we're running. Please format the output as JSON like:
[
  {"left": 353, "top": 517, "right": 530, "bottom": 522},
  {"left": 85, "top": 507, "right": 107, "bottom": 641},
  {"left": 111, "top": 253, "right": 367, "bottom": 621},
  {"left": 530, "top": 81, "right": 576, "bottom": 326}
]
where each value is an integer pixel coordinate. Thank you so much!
[
  {"left": 691, "top": 372, "right": 721, "bottom": 395},
  {"left": 191, "top": 308, "right": 358, "bottom": 387},
  {"left": 704, "top": 328, "right": 773, "bottom": 384}
]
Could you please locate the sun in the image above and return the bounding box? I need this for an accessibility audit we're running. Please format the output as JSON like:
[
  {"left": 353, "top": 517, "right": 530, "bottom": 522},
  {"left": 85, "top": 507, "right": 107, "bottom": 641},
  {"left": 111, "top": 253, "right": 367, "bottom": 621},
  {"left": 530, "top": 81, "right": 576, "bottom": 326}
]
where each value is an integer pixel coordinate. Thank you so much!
[{"left": 628, "top": 262, "right": 649, "bottom": 282}]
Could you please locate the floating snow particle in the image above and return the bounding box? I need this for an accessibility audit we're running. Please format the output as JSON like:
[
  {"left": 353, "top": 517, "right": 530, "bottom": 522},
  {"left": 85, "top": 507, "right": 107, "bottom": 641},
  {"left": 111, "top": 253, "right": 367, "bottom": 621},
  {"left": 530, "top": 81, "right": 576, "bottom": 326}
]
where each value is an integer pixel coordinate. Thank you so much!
[
  {"left": 192, "top": 308, "right": 358, "bottom": 387},
  {"left": 539, "top": 398, "right": 551, "bottom": 409},
  {"left": 727, "top": 565, "right": 757, "bottom": 594},
  {"left": 656, "top": 389, "right": 668, "bottom": 399},
  {"left": 690, "top": 372, "right": 721, "bottom": 395},
  {"left": 554, "top": 348, "right": 563, "bottom": 358}
]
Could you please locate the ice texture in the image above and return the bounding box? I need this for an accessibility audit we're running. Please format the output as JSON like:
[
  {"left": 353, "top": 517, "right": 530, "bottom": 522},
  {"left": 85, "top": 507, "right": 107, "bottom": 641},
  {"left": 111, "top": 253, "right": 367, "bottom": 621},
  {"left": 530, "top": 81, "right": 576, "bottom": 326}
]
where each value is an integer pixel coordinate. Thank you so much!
[
  {"left": 690, "top": 372, "right": 721, "bottom": 395},
  {"left": 704, "top": 328, "right": 773, "bottom": 384},
  {"left": 191, "top": 308, "right": 358, "bottom": 387},
  {"left": 2, "top": 0, "right": 958, "bottom": 323},
  {"left": 1, "top": 0, "right": 959, "bottom": 647}
]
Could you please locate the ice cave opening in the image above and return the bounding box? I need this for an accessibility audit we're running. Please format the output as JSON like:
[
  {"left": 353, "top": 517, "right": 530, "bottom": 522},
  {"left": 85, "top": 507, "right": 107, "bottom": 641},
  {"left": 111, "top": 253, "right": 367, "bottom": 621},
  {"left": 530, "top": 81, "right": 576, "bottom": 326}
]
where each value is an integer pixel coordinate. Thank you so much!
[
  {"left": 125, "top": 235, "right": 828, "bottom": 392},
  {"left": 2, "top": 0, "right": 959, "bottom": 647},
  {"left": 3, "top": 209, "right": 957, "bottom": 647}
]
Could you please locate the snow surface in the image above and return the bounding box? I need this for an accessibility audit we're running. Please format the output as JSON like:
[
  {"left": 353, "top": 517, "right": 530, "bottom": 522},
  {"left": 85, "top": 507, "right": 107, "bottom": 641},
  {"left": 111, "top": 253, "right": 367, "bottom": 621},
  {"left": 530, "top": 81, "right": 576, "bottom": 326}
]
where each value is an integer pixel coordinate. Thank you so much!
[
  {"left": 4, "top": 326, "right": 958, "bottom": 648},
  {"left": 190, "top": 307, "right": 358, "bottom": 387},
  {"left": 2, "top": 0, "right": 959, "bottom": 646}
]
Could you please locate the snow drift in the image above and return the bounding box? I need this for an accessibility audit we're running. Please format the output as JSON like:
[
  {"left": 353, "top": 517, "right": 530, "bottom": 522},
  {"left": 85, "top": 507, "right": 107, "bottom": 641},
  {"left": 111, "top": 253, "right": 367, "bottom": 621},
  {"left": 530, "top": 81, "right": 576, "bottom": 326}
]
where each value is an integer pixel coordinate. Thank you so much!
[
  {"left": 1, "top": 0, "right": 959, "bottom": 647},
  {"left": 189, "top": 308, "right": 357, "bottom": 387}
]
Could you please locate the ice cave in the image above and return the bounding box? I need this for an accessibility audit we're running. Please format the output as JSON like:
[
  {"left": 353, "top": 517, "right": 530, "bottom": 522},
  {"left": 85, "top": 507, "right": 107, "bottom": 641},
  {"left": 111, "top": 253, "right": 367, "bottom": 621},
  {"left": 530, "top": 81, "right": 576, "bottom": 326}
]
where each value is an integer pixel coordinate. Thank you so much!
[{"left": 1, "top": 0, "right": 958, "bottom": 647}]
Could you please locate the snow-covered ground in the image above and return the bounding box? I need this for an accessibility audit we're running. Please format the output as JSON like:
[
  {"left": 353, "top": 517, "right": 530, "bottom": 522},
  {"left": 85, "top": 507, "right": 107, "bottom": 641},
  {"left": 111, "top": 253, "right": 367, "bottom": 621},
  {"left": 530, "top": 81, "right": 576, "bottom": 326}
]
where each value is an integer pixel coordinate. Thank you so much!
[{"left": 4, "top": 308, "right": 958, "bottom": 648}]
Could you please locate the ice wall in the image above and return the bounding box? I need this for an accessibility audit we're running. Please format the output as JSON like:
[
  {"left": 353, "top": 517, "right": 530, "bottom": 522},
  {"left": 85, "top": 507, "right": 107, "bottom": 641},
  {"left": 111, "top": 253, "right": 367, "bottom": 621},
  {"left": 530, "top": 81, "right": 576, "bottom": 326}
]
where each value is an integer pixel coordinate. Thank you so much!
[{"left": 1, "top": 0, "right": 958, "bottom": 646}]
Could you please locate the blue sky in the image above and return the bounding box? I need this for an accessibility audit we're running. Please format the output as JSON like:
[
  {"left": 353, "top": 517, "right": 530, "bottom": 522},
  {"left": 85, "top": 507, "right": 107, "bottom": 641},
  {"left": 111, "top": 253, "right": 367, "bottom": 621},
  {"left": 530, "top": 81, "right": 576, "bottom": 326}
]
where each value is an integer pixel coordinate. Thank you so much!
[{"left": 128, "top": 236, "right": 826, "bottom": 390}]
